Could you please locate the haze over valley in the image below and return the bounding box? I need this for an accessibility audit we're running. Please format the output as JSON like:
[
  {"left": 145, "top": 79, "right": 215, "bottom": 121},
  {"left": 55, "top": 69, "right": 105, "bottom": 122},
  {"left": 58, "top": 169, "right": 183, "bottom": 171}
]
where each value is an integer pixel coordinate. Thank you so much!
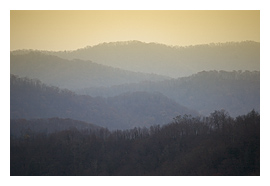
[{"left": 10, "top": 40, "right": 260, "bottom": 118}]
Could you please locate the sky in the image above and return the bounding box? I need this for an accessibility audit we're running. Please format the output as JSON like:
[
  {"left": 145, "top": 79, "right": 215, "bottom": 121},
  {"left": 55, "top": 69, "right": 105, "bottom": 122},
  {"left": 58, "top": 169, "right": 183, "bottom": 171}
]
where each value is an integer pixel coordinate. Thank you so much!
[{"left": 10, "top": 10, "right": 260, "bottom": 51}]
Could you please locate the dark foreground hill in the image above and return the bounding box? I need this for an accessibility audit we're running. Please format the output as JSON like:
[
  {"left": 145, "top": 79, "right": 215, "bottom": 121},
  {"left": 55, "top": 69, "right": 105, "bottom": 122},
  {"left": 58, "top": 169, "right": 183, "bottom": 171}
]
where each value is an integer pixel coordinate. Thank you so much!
[
  {"left": 11, "top": 110, "right": 260, "bottom": 176},
  {"left": 78, "top": 70, "right": 260, "bottom": 117},
  {"left": 10, "top": 75, "right": 197, "bottom": 129},
  {"left": 10, "top": 51, "right": 169, "bottom": 90}
]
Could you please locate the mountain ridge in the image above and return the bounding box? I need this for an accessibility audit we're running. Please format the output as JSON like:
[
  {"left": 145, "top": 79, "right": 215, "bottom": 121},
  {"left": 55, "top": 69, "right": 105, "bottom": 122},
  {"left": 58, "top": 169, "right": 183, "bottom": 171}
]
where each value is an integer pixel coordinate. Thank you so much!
[
  {"left": 10, "top": 51, "right": 170, "bottom": 90},
  {"left": 10, "top": 74, "right": 197, "bottom": 129},
  {"left": 77, "top": 70, "right": 260, "bottom": 117},
  {"left": 10, "top": 40, "right": 259, "bottom": 53},
  {"left": 10, "top": 117, "right": 103, "bottom": 138},
  {"left": 11, "top": 40, "right": 259, "bottom": 78}
]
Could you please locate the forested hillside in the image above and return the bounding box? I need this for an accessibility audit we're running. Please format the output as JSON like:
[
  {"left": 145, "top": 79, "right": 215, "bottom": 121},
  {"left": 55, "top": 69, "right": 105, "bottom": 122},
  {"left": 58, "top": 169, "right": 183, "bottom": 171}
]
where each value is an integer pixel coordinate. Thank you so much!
[
  {"left": 78, "top": 70, "right": 260, "bottom": 117},
  {"left": 10, "top": 51, "right": 169, "bottom": 90},
  {"left": 11, "top": 110, "right": 260, "bottom": 176},
  {"left": 106, "top": 92, "right": 197, "bottom": 126},
  {"left": 10, "top": 118, "right": 102, "bottom": 138},
  {"left": 10, "top": 75, "right": 196, "bottom": 129},
  {"left": 38, "top": 40, "right": 260, "bottom": 78}
]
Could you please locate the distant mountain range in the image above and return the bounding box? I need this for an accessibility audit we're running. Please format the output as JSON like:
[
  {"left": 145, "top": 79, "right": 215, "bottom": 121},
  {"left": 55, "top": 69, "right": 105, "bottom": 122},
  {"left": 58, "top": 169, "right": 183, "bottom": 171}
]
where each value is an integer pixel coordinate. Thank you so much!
[
  {"left": 11, "top": 75, "right": 197, "bottom": 129},
  {"left": 77, "top": 70, "right": 260, "bottom": 117},
  {"left": 10, "top": 40, "right": 260, "bottom": 129},
  {"left": 11, "top": 40, "right": 259, "bottom": 78},
  {"left": 10, "top": 51, "right": 169, "bottom": 90}
]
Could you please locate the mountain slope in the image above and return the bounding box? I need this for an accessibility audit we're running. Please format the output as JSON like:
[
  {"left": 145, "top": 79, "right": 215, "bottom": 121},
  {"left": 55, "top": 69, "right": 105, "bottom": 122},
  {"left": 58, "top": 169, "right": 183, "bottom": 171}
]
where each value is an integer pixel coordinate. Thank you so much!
[
  {"left": 77, "top": 70, "right": 260, "bottom": 117},
  {"left": 10, "top": 118, "right": 103, "bottom": 138},
  {"left": 10, "top": 75, "right": 197, "bottom": 129},
  {"left": 36, "top": 40, "right": 260, "bottom": 78},
  {"left": 107, "top": 91, "right": 198, "bottom": 127},
  {"left": 10, "top": 51, "right": 169, "bottom": 90}
]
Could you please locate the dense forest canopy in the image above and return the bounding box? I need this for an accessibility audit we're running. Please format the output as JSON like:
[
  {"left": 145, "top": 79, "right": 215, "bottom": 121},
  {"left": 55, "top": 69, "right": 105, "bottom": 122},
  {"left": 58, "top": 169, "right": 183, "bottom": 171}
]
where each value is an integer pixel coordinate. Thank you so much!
[{"left": 11, "top": 110, "right": 259, "bottom": 176}]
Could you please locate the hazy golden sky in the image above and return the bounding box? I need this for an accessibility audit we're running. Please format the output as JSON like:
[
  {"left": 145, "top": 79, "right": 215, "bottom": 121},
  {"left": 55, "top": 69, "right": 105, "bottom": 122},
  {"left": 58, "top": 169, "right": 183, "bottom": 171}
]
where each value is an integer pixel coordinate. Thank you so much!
[{"left": 10, "top": 10, "right": 260, "bottom": 51}]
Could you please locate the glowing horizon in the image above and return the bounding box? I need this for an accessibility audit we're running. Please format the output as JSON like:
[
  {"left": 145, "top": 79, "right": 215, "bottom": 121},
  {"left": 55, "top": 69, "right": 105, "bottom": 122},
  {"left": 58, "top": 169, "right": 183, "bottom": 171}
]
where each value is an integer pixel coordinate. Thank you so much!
[{"left": 10, "top": 10, "right": 260, "bottom": 51}]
